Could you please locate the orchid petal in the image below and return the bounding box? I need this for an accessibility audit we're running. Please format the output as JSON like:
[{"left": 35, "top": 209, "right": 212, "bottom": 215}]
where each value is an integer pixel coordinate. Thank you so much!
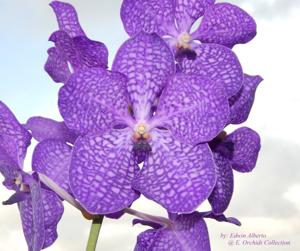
[
  {"left": 49, "top": 31, "right": 108, "bottom": 71},
  {"left": 112, "top": 32, "right": 175, "bottom": 120},
  {"left": 133, "top": 129, "right": 216, "bottom": 213},
  {"left": 0, "top": 140, "right": 20, "bottom": 189},
  {"left": 26, "top": 116, "right": 78, "bottom": 144},
  {"left": 44, "top": 47, "right": 71, "bottom": 83},
  {"left": 19, "top": 177, "right": 64, "bottom": 251},
  {"left": 181, "top": 43, "right": 243, "bottom": 98},
  {"left": 135, "top": 212, "right": 211, "bottom": 251},
  {"left": 0, "top": 101, "right": 31, "bottom": 166},
  {"left": 32, "top": 139, "right": 72, "bottom": 193},
  {"left": 175, "top": 0, "right": 215, "bottom": 32},
  {"left": 208, "top": 152, "right": 233, "bottom": 214},
  {"left": 134, "top": 229, "right": 157, "bottom": 250},
  {"left": 19, "top": 180, "right": 45, "bottom": 251},
  {"left": 50, "top": 1, "right": 85, "bottom": 38},
  {"left": 121, "top": 0, "right": 176, "bottom": 37},
  {"left": 40, "top": 189, "right": 64, "bottom": 232},
  {"left": 156, "top": 73, "right": 229, "bottom": 145},
  {"left": 193, "top": 3, "right": 257, "bottom": 48},
  {"left": 229, "top": 74, "right": 263, "bottom": 124},
  {"left": 225, "top": 127, "right": 261, "bottom": 173},
  {"left": 59, "top": 68, "right": 130, "bottom": 134},
  {"left": 69, "top": 128, "right": 140, "bottom": 214}
]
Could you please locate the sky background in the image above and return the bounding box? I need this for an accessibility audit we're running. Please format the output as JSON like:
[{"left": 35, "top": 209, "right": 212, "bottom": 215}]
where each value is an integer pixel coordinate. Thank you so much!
[{"left": 0, "top": 0, "right": 300, "bottom": 250}]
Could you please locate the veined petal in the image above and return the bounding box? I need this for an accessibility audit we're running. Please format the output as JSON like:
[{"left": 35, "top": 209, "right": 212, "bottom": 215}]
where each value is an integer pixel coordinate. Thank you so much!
[
  {"left": 19, "top": 177, "right": 64, "bottom": 251},
  {"left": 134, "top": 229, "right": 157, "bottom": 251},
  {"left": 0, "top": 138, "right": 20, "bottom": 189},
  {"left": 156, "top": 73, "right": 229, "bottom": 145},
  {"left": 44, "top": 47, "right": 71, "bottom": 83},
  {"left": 47, "top": 2, "right": 108, "bottom": 83},
  {"left": 19, "top": 179, "right": 45, "bottom": 251},
  {"left": 59, "top": 68, "right": 130, "bottom": 134},
  {"left": 72, "top": 36, "right": 108, "bottom": 69},
  {"left": 134, "top": 212, "right": 211, "bottom": 251},
  {"left": 225, "top": 127, "right": 261, "bottom": 173},
  {"left": 193, "top": 3, "right": 257, "bottom": 48},
  {"left": 49, "top": 31, "right": 108, "bottom": 71},
  {"left": 43, "top": 227, "right": 59, "bottom": 249},
  {"left": 0, "top": 101, "right": 31, "bottom": 166},
  {"left": 208, "top": 152, "right": 233, "bottom": 214},
  {"left": 175, "top": 0, "right": 215, "bottom": 32},
  {"left": 133, "top": 129, "right": 216, "bottom": 213},
  {"left": 229, "top": 74, "right": 263, "bottom": 124},
  {"left": 121, "top": 0, "right": 176, "bottom": 37},
  {"left": 112, "top": 32, "right": 175, "bottom": 120},
  {"left": 40, "top": 189, "right": 64, "bottom": 248},
  {"left": 69, "top": 128, "right": 140, "bottom": 214},
  {"left": 181, "top": 43, "right": 243, "bottom": 98},
  {"left": 50, "top": 1, "right": 85, "bottom": 38},
  {"left": 26, "top": 116, "right": 77, "bottom": 144},
  {"left": 32, "top": 139, "right": 72, "bottom": 193}
]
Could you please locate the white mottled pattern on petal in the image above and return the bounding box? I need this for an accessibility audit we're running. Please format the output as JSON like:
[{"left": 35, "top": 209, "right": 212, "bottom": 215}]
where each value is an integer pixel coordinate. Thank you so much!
[
  {"left": 193, "top": 3, "right": 257, "bottom": 48},
  {"left": 59, "top": 68, "right": 130, "bottom": 134},
  {"left": 121, "top": 0, "right": 175, "bottom": 36},
  {"left": 182, "top": 43, "right": 243, "bottom": 98},
  {"left": 19, "top": 180, "right": 45, "bottom": 251},
  {"left": 156, "top": 73, "right": 229, "bottom": 145},
  {"left": 26, "top": 116, "right": 77, "bottom": 144},
  {"left": 112, "top": 32, "right": 175, "bottom": 120},
  {"left": 44, "top": 47, "right": 71, "bottom": 83},
  {"left": 135, "top": 212, "right": 211, "bottom": 251},
  {"left": 208, "top": 152, "right": 233, "bottom": 214},
  {"left": 225, "top": 127, "right": 261, "bottom": 173},
  {"left": 32, "top": 139, "right": 72, "bottom": 193},
  {"left": 175, "top": 0, "right": 215, "bottom": 32},
  {"left": 50, "top": 1, "right": 86, "bottom": 38},
  {"left": 133, "top": 129, "right": 216, "bottom": 213},
  {"left": 229, "top": 74, "right": 263, "bottom": 124},
  {"left": 70, "top": 128, "right": 140, "bottom": 214},
  {"left": 0, "top": 101, "right": 31, "bottom": 166}
]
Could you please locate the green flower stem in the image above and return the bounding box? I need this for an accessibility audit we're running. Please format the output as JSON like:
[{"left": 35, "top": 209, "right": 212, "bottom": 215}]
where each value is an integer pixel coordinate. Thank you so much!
[{"left": 86, "top": 215, "right": 104, "bottom": 251}]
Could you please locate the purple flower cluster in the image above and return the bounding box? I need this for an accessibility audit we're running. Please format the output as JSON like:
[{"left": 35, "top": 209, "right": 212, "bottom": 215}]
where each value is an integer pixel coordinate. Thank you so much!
[{"left": 0, "top": 1, "right": 262, "bottom": 250}]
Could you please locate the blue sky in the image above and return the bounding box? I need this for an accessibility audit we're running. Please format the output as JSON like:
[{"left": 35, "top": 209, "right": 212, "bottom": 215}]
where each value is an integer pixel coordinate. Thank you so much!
[{"left": 0, "top": 0, "right": 300, "bottom": 250}]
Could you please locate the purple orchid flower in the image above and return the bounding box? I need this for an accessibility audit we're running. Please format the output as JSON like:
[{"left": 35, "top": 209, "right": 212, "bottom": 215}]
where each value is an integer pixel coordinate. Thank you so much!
[
  {"left": 0, "top": 101, "right": 64, "bottom": 251},
  {"left": 121, "top": 0, "right": 256, "bottom": 59},
  {"left": 208, "top": 127, "right": 261, "bottom": 214},
  {"left": 133, "top": 211, "right": 240, "bottom": 251},
  {"left": 45, "top": 1, "right": 108, "bottom": 84},
  {"left": 36, "top": 1, "right": 241, "bottom": 216},
  {"left": 54, "top": 27, "right": 230, "bottom": 215}
]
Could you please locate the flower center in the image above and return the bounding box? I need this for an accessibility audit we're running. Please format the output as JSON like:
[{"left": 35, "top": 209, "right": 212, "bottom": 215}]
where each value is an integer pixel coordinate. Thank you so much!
[
  {"left": 133, "top": 123, "right": 151, "bottom": 141},
  {"left": 177, "top": 32, "right": 192, "bottom": 49}
]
